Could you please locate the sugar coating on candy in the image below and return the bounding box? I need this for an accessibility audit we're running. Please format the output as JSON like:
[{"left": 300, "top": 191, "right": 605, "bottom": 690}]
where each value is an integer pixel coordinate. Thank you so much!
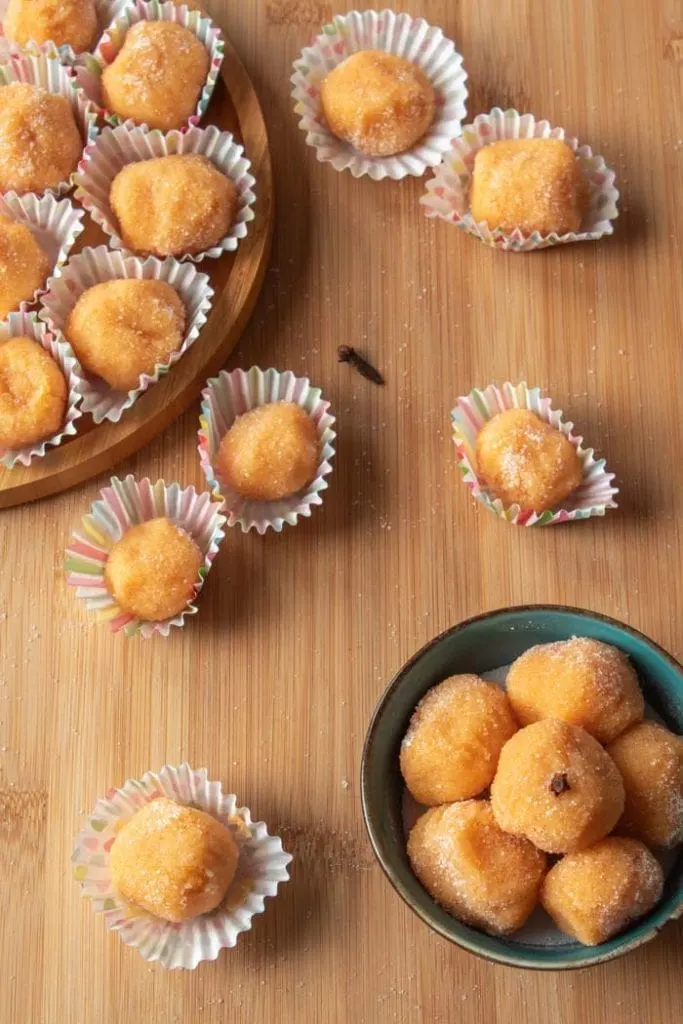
[
  {"left": 407, "top": 800, "right": 547, "bottom": 936},
  {"left": 4, "top": 0, "right": 97, "bottom": 53},
  {"left": 0, "top": 215, "right": 50, "bottom": 319},
  {"left": 507, "top": 638, "right": 644, "bottom": 744},
  {"left": 476, "top": 408, "right": 583, "bottom": 512},
  {"left": 400, "top": 674, "right": 518, "bottom": 806},
  {"left": 0, "top": 83, "right": 83, "bottom": 194},
  {"left": 608, "top": 721, "right": 683, "bottom": 848},
  {"left": 110, "top": 797, "right": 239, "bottom": 923},
  {"left": 320, "top": 49, "right": 435, "bottom": 157},
  {"left": 110, "top": 154, "right": 236, "bottom": 257},
  {"left": 104, "top": 517, "right": 203, "bottom": 621},
  {"left": 102, "top": 21, "right": 210, "bottom": 131},
  {"left": 217, "top": 401, "right": 320, "bottom": 502},
  {"left": 0, "top": 335, "right": 66, "bottom": 448},
  {"left": 65, "top": 279, "right": 186, "bottom": 392},
  {"left": 470, "top": 137, "right": 590, "bottom": 236},
  {"left": 490, "top": 719, "right": 625, "bottom": 854},
  {"left": 541, "top": 837, "right": 663, "bottom": 946}
]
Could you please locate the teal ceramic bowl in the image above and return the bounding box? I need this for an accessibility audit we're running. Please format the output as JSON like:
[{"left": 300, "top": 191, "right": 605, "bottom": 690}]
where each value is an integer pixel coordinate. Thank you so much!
[{"left": 361, "top": 606, "right": 683, "bottom": 970}]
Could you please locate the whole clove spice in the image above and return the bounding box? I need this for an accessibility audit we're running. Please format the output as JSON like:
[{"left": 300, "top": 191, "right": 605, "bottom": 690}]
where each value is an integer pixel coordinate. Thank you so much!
[
  {"left": 337, "top": 345, "right": 385, "bottom": 386},
  {"left": 550, "top": 772, "right": 570, "bottom": 795}
]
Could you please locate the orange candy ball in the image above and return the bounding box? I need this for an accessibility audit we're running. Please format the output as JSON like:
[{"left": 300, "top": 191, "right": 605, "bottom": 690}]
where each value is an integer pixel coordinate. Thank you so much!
[
  {"left": 0, "top": 336, "right": 66, "bottom": 449},
  {"left": 607, "top": 722, "right": 683, "bottom": 848},
  {"left": 4, "top": 0, "right": 98, "bottom": 54},
  {"left": 0, "top": 215, "right": 50, "bottom": 319},
  {"left": 0, "top": 83, "right": 82, "bottom": 194}
]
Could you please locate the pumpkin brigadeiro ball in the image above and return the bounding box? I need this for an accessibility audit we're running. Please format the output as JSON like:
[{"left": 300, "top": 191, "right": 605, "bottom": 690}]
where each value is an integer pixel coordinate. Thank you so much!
[
  {"left": 476, "top": 408, "right": 583, "bottom": 512},
  {"left": 0, "top": 336, "right": 66, "bottom": 448},
  {"left": 0, "top": 83, "right": 83, "bottom": 194},
  {"left": 104, "top": 517, "right": 203, "bottom": 621},
  {"left": 110, "top": 797, "right": 239, "bottom": 922},
  {"left": 400, "top": 674, "right": 517, "bottom": 806},
  {"left": 101, "top": 21, "right": 210, "bottom": 131},
  {"left": 320, "top": 49, "right": 436, "bottom": 157},
  {"left": 110, "top": 154, "right": 236, "bottom": 257},
  {"left": 507, "top": 638, "right": 644, "bottom": 745},
  {"left": 4, "top": 0, "right": 98, "bottom": 54},
  {"left": 490, "top": 719, "right": 625, "bottom": 854},
  {"left": 407, "top": 800, "right": 547, "bottom": 936},
  {"left": 607, "top": 722, "right": 683, "bottom": 848},
  {"left": 470, "top": 137, "right": 589, "bottom": 236},
  {"left": 541, "top": 837, "right": 663, "bottom": 946},
  {"left": 217, "top": 401, "right": 320, "bottom": 502},
  {"left": 0, "top": 215, "right": 50, "bottom": 318},
  {"left": 64, "top": 279, "right": 186, "bottom": 392}
]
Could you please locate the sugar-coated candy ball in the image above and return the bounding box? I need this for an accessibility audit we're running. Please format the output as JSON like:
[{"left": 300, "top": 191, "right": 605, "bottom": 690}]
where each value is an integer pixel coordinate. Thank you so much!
[
  {"left": 490, "top": 719, "right": 625, "bottom": 854},
  {"left": 0, "top": 336, "right": 66, "bottom": 449},
  {"left": 400, "top": 674, "right": 518, "bottom": 806},
  {"left": 607, "top": 721, "right": 683, "bottom": 848},
  {"left": 0, "top": 215, "right": 50, "bottom": 319},
  {"left": 4, "top": 0, "right": 97, "bottom": 54},
  {"left": 0, "top": 83, "right": 82, "bottom": 194}
]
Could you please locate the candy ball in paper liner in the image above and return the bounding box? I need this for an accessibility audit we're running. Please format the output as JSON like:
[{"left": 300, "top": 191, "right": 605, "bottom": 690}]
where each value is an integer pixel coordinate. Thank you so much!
[
  {"left": 0, "top": 334, "right": 66, "bottom": 447},
  {"left": 451, "top": 382, "right": 618, "bottom": 526},
  {"left": 72, "top": 764, "right": 292, "bottom": 968},
  {"left": 3, "top": 0, "right": 98, "bottom": 54},
  {"left": 608, "top": 722, "right": 683, "bottom": 849},
  {"left": 400, "top": 674, "right": 517, "bottom": 806},
  {"left": 422, "top": 107, "right": 619, "bottom": 251},
  {"left": 198, "top": 366, "right": 336, "bottom": 534},
  {"left": 64, "top": 475, "right": 225, "bottom": 637},
  {"left": 0, "top": 214, "right": 50, "bottom": 318}
]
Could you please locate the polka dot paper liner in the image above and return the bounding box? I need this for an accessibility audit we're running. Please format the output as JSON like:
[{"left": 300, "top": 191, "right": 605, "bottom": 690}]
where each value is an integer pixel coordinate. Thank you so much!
[
  {"left": 73, "top": 0, "right": 225, "bottom": 131},
  {"left": 0, "top": 311, "right": 84, "bottom": 469},
  {"left": 72, "top": 763, "right": 292, "bottom": 969},
  {"left": 0, "top": 0, "right": 133, "bottom": 63},
  {"left": 198, "top": 366, "right": 337, "bottom": 534},
  {"left": 291, "top": 7, "right": 468, "bottom": 181},
  {"left": 0, "top": 51, "right": 99, "bottom": 197},
  {"left": 422, "top": 108, "right": 619, "bottom": 251},
  {"left": 64, "top": 474, "right": 226, "bottom": 637},
  {"left": 451, "top": 382, "right": 619, "bottom": 526},
  {"left": 39, "top": 244, "right": 214, "bottom": 424}
]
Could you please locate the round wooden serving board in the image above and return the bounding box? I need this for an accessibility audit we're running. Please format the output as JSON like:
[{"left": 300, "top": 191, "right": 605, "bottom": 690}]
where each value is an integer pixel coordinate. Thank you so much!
[{"left": 0, "top": 33, "right": 273, "bottom": 510}]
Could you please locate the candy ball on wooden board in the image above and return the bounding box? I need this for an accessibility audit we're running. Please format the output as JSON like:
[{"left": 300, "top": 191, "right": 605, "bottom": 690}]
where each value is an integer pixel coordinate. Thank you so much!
[
  {"left": 4, "top": 0, "right": 98, "bottom": 54},
  {"left": 0, "top": 335, "right": 66, "bottom": 448},
  {"left": 0, "top": 83, "right": 82, "bottom": 194},
  {"left": 0, "top": 215, "right": 50, "bottom": 318}
]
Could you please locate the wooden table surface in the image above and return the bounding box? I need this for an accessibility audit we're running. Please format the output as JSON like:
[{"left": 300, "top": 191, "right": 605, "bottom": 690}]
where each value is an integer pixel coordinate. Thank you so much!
[{"left": 1, "top": 1, "right": 682, "bottom": 1021}]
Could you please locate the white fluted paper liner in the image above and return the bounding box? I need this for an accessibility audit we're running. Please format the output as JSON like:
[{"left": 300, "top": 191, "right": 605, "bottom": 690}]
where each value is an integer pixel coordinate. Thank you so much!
[
  {"left": 73, "top": 123, "right": 255, "bottom": 262},
  {"left": 72, "top": 763, "right": 292, "bottom": 968},
  {"left": 64, "top": 475, "right": 226, "bottom": 636},
  {"left": 291, "top": 8, "right": 468, "bottom": 181},
  {"left": 74, "top": 0, "right": 224, "bottom": 130},
  {"left": 0, "top": 1, "right": 133, "bottom": 62},
  {"left": 0, "top": 310, "right": 84, "bottom": 468},
  {"left": 0, "top": 52, "right": 98, "bottom": 195},
  {"left": 39, "top": 245, "right": 214, "bottom": 423},
  {"left": 422, "top": 108, "right": 619, "bottom": 251},
  {"left": 0, "top": 191, "right": 86, "bottom": 310},
  {"left": 451, "top": 382, "right": 618, "bottom": 525},
  {"left": 199, "top": 367, "right": 337, "bottom": 534}
]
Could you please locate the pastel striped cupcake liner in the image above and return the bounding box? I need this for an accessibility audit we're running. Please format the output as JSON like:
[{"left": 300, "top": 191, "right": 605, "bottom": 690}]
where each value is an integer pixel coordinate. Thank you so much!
[
  {"left": 0, "top": 0, "right": 133, "bottom": 62},
  {"left": 64, "top": 475, "right": 226, "bottom": 637},
  {"left": 73, "top": 123, "right": 256, "bottom": 262},
  {"left": 292, "top": 7, "right": 468, "bottom": 181},
  {"left": 72, "top": 763, "right": 292, "bottom": 969},
  {"left": 0, "top": 311, "right": 84, "bottom": 469},
  {"left": 0, "top": 51, "right": 99, "bottom": 196},
  {"left": 451, "top": 382, "right": 618, "bottom": 525},
  {"left": 74, "top": 0, "right": 225, "bottom": 131},
  {"left": 39, "top": 245, "right": 214, "bottom": 424},
  {"left": 198, "top": 366, "right": 337, "bottom": 534},
  {"left": 422, "top": 108, "right": 619, "bottom": 251}
]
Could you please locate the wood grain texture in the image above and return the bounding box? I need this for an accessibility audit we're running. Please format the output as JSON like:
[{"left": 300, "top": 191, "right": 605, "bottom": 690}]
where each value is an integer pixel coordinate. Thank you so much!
[{"left": 1, "top": 1, "right": 682, "bottom": 1022}]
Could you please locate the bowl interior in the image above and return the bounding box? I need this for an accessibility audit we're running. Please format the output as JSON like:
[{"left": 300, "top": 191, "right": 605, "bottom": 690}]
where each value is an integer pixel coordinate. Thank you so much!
[{"left": 361, "top": 606, "right": 683, "bottom": 969}]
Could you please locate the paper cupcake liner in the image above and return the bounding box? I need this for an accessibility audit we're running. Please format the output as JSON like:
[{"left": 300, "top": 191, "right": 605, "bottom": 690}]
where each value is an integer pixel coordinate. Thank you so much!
[
  {"left": 451, "top": 382, "right": 618, "bottom": 525},
  {"left": 291, "top": 8, "right": 468, "bottom": 181},
  {"left": 0, "top": 52, "right": 99, "bottom": 196},
  {"left": 39, "top": 245, "right": 214, "bottom": 423},
  {"left": 0, "top": 1, "right": 134, "bottom": 62},
  {"left": 422, "top": 107, "right": 619, "bottom": 251},
  {"left": 74, "top": 0, "right": 224, "bottom": 131},
  {"left": 74, "top": 123, "right": 256, "bottom": 262},
  {"left": 0, "top": 191, "right": 86, "bottom": 311},
  {"left": 198, "top": 366, "right": 337, "bottom": 534},
  {"left": 0, "top": 311, "right": 84, "bottom": 469},
  {"left": 72, "top": 763, "right": 292, "bottom": 969},
  {"left": 64, "top": 475, "right": 226, "bottom": 637}
]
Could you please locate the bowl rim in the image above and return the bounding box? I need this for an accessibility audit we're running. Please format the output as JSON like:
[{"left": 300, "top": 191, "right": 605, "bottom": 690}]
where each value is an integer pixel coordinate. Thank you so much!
[{"left": 360, "top": 603, "right": 683, "bottom": 971}]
